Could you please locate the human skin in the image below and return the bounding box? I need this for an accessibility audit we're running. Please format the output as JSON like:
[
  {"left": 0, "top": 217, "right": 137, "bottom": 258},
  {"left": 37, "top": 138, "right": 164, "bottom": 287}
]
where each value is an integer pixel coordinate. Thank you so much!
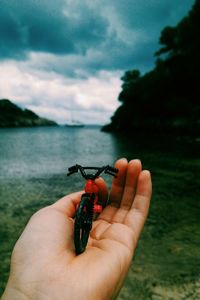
[{"left": 1, "top": 158, "right": 152, "bottom": 300}]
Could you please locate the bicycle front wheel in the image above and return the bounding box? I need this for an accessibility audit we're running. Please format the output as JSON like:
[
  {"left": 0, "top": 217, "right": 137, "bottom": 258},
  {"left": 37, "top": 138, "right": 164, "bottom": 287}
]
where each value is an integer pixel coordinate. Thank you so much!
[{"left": 74, "top": 195, "right": 93, "bottom": 254}]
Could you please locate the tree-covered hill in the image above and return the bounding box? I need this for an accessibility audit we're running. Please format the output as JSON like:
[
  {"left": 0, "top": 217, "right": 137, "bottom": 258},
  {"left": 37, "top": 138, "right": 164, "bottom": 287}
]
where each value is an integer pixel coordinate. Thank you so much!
[
  {"left": 103, "top": 0, "right": 200, "bottom": 136},
  {"left": 0, "top": 99, "right": 57, "bottom": 127}
]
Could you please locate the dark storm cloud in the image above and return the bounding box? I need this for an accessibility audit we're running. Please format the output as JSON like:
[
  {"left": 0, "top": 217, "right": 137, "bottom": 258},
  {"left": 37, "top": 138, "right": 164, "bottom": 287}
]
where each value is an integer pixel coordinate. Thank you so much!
[
  {"left": 0, "top": 0, "right": 108, "bottom": 59},
  {"left": 0, "top": 0, "right": 195, "bottom": 73},
  {"left": 112, "top": 0, "right": 192, "bottom": 29}
]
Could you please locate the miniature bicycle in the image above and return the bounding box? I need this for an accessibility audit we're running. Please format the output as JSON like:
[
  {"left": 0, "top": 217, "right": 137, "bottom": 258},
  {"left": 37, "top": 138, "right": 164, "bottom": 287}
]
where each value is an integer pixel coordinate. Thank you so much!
[{"left": 67, "top": 164, "right": 118, "bottom": 254}]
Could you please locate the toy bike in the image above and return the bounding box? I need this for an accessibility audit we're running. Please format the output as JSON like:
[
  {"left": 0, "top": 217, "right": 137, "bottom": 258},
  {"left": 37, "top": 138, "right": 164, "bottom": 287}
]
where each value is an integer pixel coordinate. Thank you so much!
[{"left": 67, "top": 164, "right": 118, "bottom": 254}]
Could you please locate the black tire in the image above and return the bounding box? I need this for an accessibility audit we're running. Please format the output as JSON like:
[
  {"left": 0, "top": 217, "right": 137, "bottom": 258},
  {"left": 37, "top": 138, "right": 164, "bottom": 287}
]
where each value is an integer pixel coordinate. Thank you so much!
[{"left": 74, "top": 195, "right": 93, "bottom": 254}]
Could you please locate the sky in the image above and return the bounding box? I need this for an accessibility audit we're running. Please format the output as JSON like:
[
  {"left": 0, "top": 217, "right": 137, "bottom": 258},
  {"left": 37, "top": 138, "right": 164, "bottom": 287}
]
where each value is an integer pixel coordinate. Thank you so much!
[{"left": 0, "top": 0, "right": 195, "bottom": 124}]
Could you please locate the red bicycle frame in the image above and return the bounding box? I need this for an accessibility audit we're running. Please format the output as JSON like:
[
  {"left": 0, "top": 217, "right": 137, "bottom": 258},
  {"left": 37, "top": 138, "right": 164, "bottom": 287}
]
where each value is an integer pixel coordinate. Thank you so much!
[
  {"left": 84, "top": 179, "right": 103, "bottom": 213},
  {"left": 67, "top": 164, "right": 118, "bottom": 254}
]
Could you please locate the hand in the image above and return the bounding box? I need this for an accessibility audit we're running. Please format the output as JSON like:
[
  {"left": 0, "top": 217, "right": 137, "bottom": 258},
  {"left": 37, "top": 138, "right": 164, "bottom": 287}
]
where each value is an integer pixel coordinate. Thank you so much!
[{"left": 2, "top": 158, "right": 152, "bottom": 300}]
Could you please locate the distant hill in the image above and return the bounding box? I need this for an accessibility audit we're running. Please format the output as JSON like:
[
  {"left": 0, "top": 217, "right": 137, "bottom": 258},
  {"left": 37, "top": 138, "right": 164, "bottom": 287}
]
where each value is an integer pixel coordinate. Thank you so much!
[{"left": 0, "top": 99, "right": 57, "bottom": 128}]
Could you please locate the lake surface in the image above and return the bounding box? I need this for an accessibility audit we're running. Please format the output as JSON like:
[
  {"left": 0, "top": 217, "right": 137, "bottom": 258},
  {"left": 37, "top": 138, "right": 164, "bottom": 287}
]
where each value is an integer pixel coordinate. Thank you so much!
[
  {"left": 0, "top": 126, "right": 200, "bottom": 299},
  {"left": 0, "top": 126, "right": 121, "bottom": 181}
]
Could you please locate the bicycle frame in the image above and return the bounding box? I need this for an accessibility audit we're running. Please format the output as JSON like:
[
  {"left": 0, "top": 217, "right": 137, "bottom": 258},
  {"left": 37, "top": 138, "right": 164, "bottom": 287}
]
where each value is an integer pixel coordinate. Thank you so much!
[
  {"left": 67, "top": 164, "right": 118, "bottom": 254},
  {"left": 84, "top": 178, "right": 103, "bottom": 213}
]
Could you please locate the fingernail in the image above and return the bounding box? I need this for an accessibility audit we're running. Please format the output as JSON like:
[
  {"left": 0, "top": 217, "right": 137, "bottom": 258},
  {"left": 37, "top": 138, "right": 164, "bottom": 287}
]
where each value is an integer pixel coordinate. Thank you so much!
[
  {"left": 129, "top": 159, "right": 141, "bottom": 164},
  {"left": 120, "top": 157, "right": 128, "bottom": 162}
]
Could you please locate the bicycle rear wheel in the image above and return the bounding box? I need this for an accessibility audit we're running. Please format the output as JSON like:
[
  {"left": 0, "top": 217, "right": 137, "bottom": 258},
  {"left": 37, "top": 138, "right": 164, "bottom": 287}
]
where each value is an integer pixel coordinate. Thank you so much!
[{"left": 74, "top": 194, "right": 94, "bottom": 254}]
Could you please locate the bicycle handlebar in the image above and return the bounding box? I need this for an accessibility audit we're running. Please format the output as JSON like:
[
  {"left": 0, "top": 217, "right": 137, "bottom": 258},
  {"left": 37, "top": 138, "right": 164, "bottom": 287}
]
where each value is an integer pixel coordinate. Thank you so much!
[{"left": 67, "top": 164, "right": 118, "bottom": 179}]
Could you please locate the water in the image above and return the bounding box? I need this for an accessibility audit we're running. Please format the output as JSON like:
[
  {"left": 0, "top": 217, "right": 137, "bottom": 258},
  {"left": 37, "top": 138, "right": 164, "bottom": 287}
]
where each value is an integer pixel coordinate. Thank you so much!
[
  {"left": 1, "top": 126, "right": 188, "bottom": 182},
  {"left": 0, "top": 126, "right": 120, "bottom": 181}
]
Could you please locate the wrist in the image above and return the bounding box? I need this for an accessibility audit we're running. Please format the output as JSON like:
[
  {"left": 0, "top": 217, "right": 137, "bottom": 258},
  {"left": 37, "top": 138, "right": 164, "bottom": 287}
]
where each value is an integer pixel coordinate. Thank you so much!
[
  {"left": 1, "top": 285, "right": 29, "bottom": 300},
  {"left": 1, "top": 280, "right": 54, "bottom": 300}
]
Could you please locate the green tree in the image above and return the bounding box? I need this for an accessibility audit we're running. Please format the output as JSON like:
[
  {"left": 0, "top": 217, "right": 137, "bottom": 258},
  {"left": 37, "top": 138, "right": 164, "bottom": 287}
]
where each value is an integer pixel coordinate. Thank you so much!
[{"left": 102, "top": 0, "right": 200, "bottom": 136}]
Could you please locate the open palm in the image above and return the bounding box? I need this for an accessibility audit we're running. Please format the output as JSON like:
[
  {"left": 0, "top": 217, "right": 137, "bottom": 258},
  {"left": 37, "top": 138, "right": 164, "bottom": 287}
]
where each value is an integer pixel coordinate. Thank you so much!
[{"left": 2, "top": 158, "right": 152, "bottom": 300}]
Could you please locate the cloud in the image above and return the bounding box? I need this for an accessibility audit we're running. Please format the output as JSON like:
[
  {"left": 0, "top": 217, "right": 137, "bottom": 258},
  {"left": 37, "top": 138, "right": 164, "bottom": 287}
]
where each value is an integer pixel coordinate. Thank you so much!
[
  {"left": 0, "top": 0, "right": 195, "bottom": 71},
  {"left": 0, "top": 0, "right": 109, "bottom": 59},
  {"left": 0, "top": 0, "right": 195, "bottom": 124},
  {"left": 0, "top": 60, "right": 121, "bottom": 124}
]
